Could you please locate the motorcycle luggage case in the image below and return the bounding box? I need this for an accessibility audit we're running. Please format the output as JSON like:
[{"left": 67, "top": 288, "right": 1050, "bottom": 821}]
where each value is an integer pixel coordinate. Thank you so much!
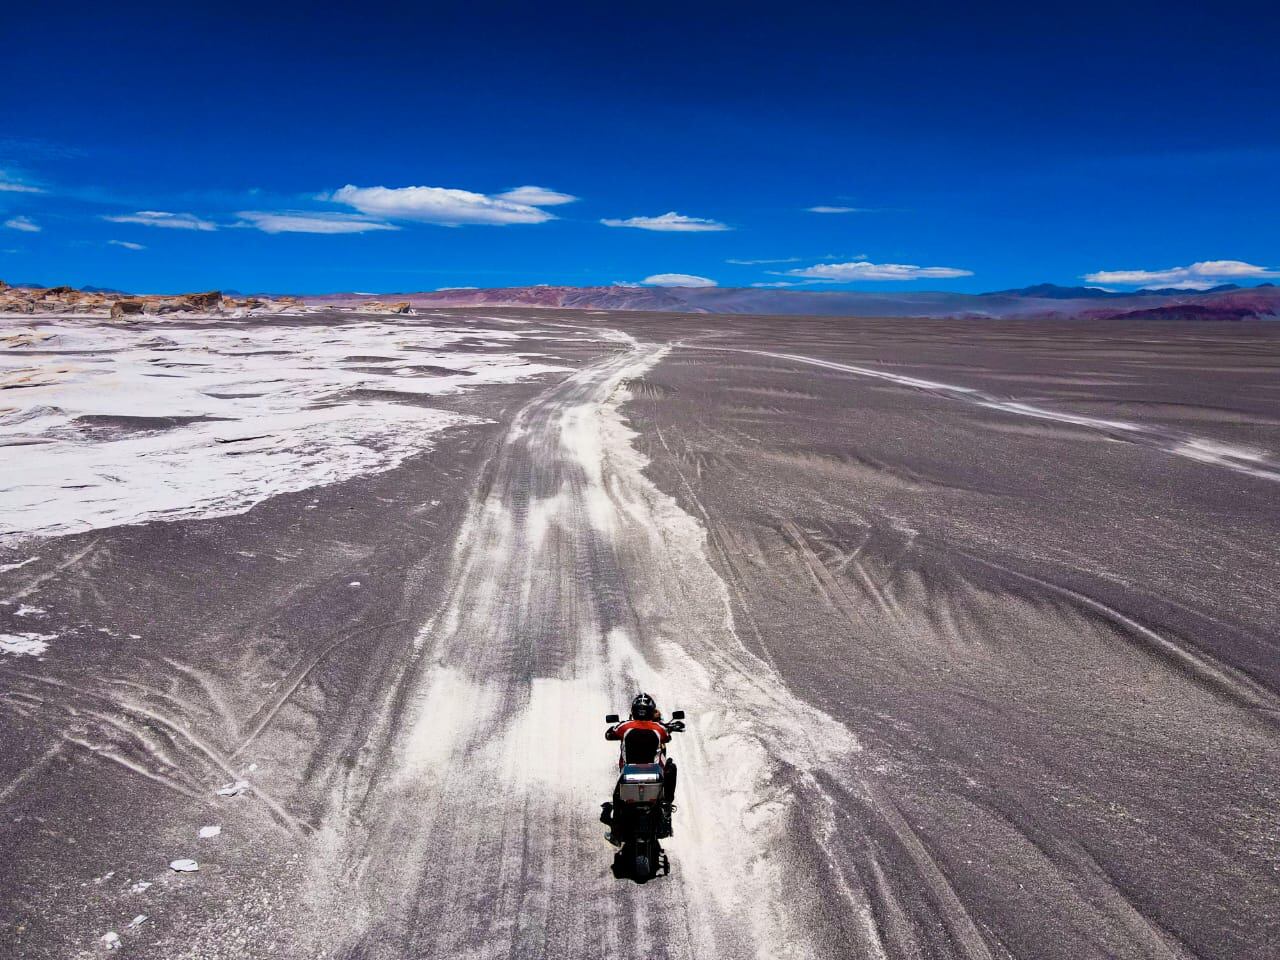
[{"left": 618, "top": 763, "right": 664, "bottom": 804}]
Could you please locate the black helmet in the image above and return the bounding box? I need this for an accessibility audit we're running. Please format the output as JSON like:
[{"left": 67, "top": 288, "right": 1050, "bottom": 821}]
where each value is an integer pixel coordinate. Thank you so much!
[{"left": 630, "top": 692, "right": 657, "bottom": 720}]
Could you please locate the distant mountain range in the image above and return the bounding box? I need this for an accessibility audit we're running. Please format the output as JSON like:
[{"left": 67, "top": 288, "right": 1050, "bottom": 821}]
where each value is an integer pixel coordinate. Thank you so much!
[
  {"left": 6, "top": 279, "right": 1277, "bottom": 322},
  {"left": 979, "top": 282, "right": 1247, "bottom": 299},
  {"left": 306, "top": 282, "right": 1280, "bottom": 322}
]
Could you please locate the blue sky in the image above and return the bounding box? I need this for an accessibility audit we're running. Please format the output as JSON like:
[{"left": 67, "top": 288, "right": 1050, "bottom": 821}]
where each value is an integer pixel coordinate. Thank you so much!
[{"left": 2, "top": 1, "right": 1278, "bottom": 294}]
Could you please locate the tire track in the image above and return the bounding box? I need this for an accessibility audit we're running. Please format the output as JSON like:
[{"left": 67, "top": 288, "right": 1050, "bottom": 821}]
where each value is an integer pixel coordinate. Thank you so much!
[
  {"left": 726, "top": 349, "right": 1280, "bottom": 484},
  {"left": 303, "top": 339, "right": 887, "bottom": 959}
]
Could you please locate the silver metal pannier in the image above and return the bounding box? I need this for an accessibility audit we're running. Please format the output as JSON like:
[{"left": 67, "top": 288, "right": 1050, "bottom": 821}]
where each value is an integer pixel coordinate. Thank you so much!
[{"left": 618, "top": 763, "right": 664, "bottom": 804}]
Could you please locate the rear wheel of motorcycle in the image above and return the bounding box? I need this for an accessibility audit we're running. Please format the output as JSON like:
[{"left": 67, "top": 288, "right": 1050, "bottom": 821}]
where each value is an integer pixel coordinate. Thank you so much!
[{"left": 634, "top": 844, "right": 651, "bottom": 879}]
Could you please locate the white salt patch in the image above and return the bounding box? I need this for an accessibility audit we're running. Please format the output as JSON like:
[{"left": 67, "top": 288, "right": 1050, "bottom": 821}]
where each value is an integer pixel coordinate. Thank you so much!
[
  {"left": 14, "top": 604, "right": 43, "bottom": 616},
  {"left": 198, "top": 825, "right": 221, "bottom": 838},
  {"left": 127, "top": 915, "right": 148, "bottom": 928},
  {"left": 0, "top": 318, "right": 570, "bottom": 543},
  {"left": 0, "top": 557, "right": 37, "bottom": 573},
  {"left": 101, "top": 931, "right": 121, "bottom": 950},
  {"left": 169, "top": 858, "right": 199, "bottom": 872},
  {"left": 398, "top": 667, "right": 497, "bottom": 781},
  {"left": 979, "top": 398, "right": 1140, "bottom": 434},
  {"left": 348, "top": 581, "right": 361, "bottom": 588},
  {"left": 1175, "top": 438, "right": 1279, "bottom": 479},
  {"left": 216, "top": 780, "right": 249, "bottom": 797},
  {"left": 526, "top": 489, "right": 570, "bottom": 551},
  {"left": 129, "top": 880, "right": 152, "bottom": 894},
  {"left": 0, "top": 632, "right": 52, "bottom": 656}
]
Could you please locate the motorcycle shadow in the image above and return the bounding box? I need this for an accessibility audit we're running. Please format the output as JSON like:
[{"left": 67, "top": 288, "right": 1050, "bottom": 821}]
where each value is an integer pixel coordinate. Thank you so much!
[{"left": 609, "top": 841, "right": 672, "bottom": 885}]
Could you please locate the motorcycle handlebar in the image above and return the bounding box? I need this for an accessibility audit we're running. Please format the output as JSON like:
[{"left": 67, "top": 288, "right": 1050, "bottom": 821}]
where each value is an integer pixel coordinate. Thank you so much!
[{"left": 602, "top": 715, "right": 687, "bottom": 731}]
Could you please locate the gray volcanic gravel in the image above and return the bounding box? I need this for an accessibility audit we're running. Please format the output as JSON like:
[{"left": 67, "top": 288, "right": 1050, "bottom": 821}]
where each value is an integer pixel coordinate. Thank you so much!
[{"left": 2, "top": 309, "right": 1278, "bottom": 959}]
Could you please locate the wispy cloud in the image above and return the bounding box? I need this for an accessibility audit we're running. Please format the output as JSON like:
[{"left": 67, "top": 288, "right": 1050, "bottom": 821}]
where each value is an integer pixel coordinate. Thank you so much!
[
  {"left": 0, "top": 166, "right": 45, "bottom": 193},
  {"left": 780, "top": 260, "right": 973, "bottom": 281},
  {"left": 324, "top": 184, "right": 556, "bottom": 226},
  {"left": 750, "top": 281, "right": 804, "bottom": 287},
  {"left": 108, "top": 239, "right": 145, "bottom": 250},
  {"left": 496, "top": 185, "right": 577, "bottom": 206},
  {"left": 1082, "top": 260, "right": 1279, "bottom": 289},
  {"left": 0, "top": 179, "right": 43, "bottom": 194},
  {"left": 642, "top": 273, "right": 716, "bottom": 287},
  {"left": 726, "top": 256, "right": 800, "bottom": 265},
  {"left": 3, "top": 215, "right": 40, "bottom": 233},
  {"left": 806, "top": 205, "right": 864, "bottom": 214},
  {"left": 601, "top": 212, "right": 730, "bottom": 232},
  {"left": 236, "top": 210, "right": 399, "bottom": 234},
  {"left": 103, "top": 210, "right": 217, "bottom": 231}
]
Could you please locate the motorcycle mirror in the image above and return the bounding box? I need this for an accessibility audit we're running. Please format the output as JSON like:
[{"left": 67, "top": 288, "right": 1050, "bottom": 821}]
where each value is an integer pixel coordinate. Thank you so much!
[
  {"left": 605, "top": 714, "right": 620, "bottom": 723},
  {"left": 671, "top": 710, "right": 685, "bottom": 720}
]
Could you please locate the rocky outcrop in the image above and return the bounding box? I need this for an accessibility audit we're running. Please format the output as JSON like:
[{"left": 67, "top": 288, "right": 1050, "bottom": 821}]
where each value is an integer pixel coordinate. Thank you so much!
[
  {"left": 184, "top": 291, "right": 222, "bottom": 311},
  {"left": 1, "top": 282, "right": 296, "bottom": 317},
  {"left": 144, "top": 291, "right": 223, "bottom": 314},
  {"left": 110, "top": 300, "right": 145, "bottom": 319},
  {"left": 390, "top": 301, "right": 412, "bottom": 314}
]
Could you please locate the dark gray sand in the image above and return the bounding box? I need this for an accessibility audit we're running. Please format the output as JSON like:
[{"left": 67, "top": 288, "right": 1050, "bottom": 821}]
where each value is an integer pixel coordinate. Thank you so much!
[{"left": 3, "top": 311, "right": 1277, "bottom": 959}]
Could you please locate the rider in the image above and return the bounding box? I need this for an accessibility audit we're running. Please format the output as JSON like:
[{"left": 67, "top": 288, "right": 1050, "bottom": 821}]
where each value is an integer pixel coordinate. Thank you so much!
[
  {"left": 605, "top": 693, "right": 679, "bottom": 804},
  {"left": 600, "top": 693, "right": 679, "bottom": 838}
]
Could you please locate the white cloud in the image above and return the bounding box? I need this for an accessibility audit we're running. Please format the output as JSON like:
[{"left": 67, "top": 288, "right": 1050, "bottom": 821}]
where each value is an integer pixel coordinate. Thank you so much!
[
  {"left": 236, "top": 211, "right": 399, "bottom": 234},
  {"left": 750, "top": 281, "right": 803, "bottom": 287},
  {"left": 806, "top": 206, "right": 863, "bottom": 214},
  {"left": 782, "top": 260, "right": 973, "bottom": 281},
  {"left": 4, "top": 216, "right": 40, "bottom": 233},
  {"left": 108, "top": 239, "right": 145, "bottom": 250},
  {"left": 496, "top": 185, "right": 577, "bottom": 206},
  {"left": 0, "top": 170, "right": 43, "bottom": 193},
  {"left": 103, "top": 210, "right": 217, "bottom": 231},
  {"left": 437, "top": 286, "right": 478, "bottom": 291},
  {"left": 324, "top": 184, "right": 554, "bottom": 226},
  {"left": 601, "top": 211, "right": 730, "bottom": 232},
  {"left": 1081, "top": 260, "right": 1279, "bottom": 289},
  {"left": 642, "top": 273, "right": 717, "bottom": 287},
  {"left": 726, "top": 256, "right": 800, "bottom": 265}
]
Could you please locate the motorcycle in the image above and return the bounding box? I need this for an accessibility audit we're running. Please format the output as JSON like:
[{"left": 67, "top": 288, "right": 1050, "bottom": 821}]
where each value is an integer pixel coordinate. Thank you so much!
[{"left": 600, "top": 709, "right": 686, "bottom": 881}]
